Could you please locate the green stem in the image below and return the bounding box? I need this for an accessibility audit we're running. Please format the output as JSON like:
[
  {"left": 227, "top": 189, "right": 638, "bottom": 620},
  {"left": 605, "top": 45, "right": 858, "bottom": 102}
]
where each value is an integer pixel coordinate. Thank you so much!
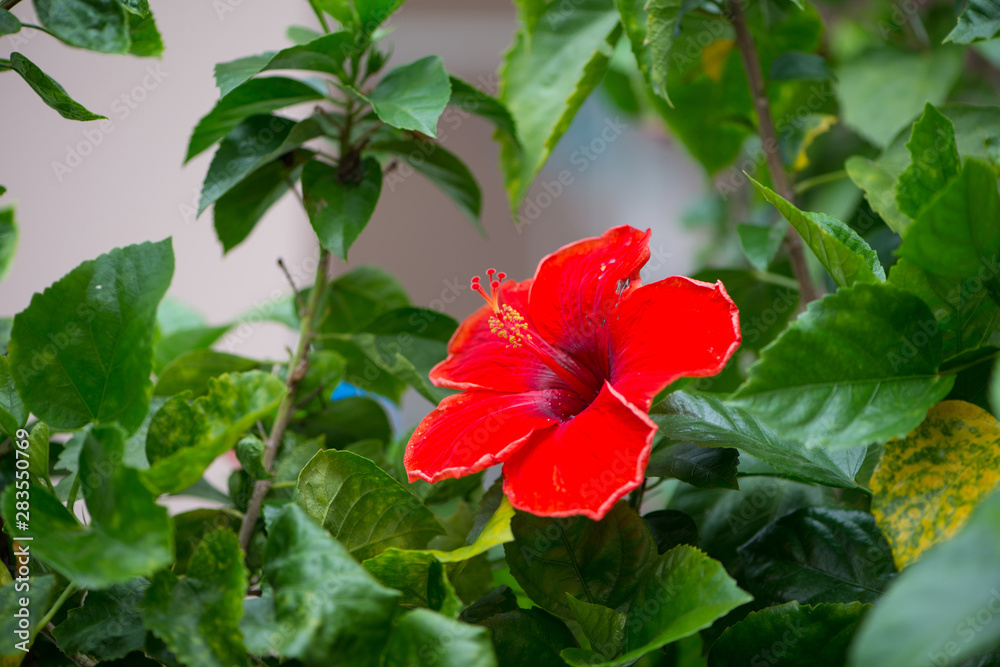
[
  {"left": 939, "top": 349, "right": 1000, "bottom": 377},
  {"left": 751, "top": 270, "right": 800, "bottom": 291},
  {"left": 20, "top": 23, "right": 57, "bottom": 37},
  {"left": 37, "top": 584, "right": 78, "bottom": 632},
  {"left": 66, "top": 475, "right": 82, "bottom": 509},
  {"left": 307, "top": 0, "right": 331, "bottom": 33},
  {"left": 0, "top": 59, "right": 11, "bottom": 72},
  {"left": 794, "top": 169, "right": 848, "bottom": 195}
]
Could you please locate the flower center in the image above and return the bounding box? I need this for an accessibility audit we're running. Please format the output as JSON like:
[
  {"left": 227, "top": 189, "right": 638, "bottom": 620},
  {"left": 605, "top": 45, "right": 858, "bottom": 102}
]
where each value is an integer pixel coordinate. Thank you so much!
[{"left": 472, "top": 270, "right": 598, "bottom": 402}]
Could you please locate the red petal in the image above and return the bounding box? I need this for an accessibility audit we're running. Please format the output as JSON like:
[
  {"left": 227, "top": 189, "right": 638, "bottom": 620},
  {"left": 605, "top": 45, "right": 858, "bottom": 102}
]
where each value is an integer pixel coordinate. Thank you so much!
[
  {"left": 501, "top": 382, "right": 656, "bottom": 520},
  {"left": 430, "top": 278, "right": 560, "bottom": 393},
  {"left": 609, "top": 277, "right": 741, "bottom": 411},
  {"left": 405, "top": 389, "right": 581, "bottom": 484},
  {"left": 529, "top": 226, "right": 651, "bottom": 376}
]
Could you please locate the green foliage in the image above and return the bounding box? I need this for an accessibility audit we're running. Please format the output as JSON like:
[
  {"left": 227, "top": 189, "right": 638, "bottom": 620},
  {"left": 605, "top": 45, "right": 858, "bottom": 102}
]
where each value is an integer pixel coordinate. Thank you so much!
[
  {"left": 946, "top": 0, "right": 1000, "bottom": 43},
  {"left": 363, "top": 56, "right": 452, "bottom": 137},
  {"left": 0, "top": 575, "right": 58, "bottom": 660},
  {"left": 53, "top": 579, "right": 148, "bottom": 661},
  {"left": 303, "top": 157, "right": 382, "bottom": 260},
  {"left": 384, "top": 609, "right": 498, "bottom": 667},
  {"left": 0, "top": 205, "right": 15, "bottom": 283},
  {"left": 646, "top": 441, "right": 740, "bottom": 490}
]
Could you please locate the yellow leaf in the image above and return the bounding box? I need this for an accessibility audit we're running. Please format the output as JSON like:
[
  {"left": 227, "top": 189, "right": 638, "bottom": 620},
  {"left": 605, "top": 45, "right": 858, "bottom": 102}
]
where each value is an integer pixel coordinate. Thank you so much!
[
  {"left": 871, "top": 400, "right": 1000, "bottom": 569},
  {"left": 702, "top": 39, "right": 735, "bottom": 82},
  {"left": 792, "top": 114, "right": 837, "bottom": 171}
]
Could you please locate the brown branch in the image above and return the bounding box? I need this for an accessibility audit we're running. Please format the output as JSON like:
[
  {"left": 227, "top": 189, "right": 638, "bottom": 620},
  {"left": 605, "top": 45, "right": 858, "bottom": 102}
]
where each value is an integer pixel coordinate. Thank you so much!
[
  {"left": 0, "top": 0, "right": 23, "bottom": 10},
  {"left": 728, "top": 0, "right": 822, "bottom": 306}
]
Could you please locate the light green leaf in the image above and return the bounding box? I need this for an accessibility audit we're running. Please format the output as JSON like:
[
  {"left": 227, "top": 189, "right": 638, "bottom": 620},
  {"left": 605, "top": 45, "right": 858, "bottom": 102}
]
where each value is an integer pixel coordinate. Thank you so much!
[
  {"left": 750, "top": 176, "right": 885, "bottom": 287},
  {"left": 263, "top": 504, "right": 401, "bottom": 666},
  {"left": 946, "top": 0, "right": 1000, "bottom": 43},
  {"left": 313, "top": 0, "right": 355, "bottom": 25},
  {"left": 296, "top": 449, "right": 444, "bottom": 560},
  {"left": 646, "top": 0, "right": 684, "bottom": 101},
  {"left": 730, "top": 283, "right": 956, "bottom": 450},
  {"left": 143, "top": 370, "right": 286, "bottom": 494},
  {"left": 896, "top": 103, "right": 961, "bottom": 219},
  {"left": 448, "top": 76, "right": 518, "bottom": 144},
  {"left": 235, "top": 434, "right": 271, "bottom": 481},
  {"left": 361, "top": 549, "right": 462, "bottom": 613},
  {"left": 303, "top": 157, "right": 382, "bottom": 260},
  {"left": 565, "top": 595, "right": 625, "bottom": 661},
  {"left": 844, "top": 156, "right": 912, "bottom": 236},
  {"left": 52, "top": 579, "right": 148, "bottom": 661},
  {"left": 0, "top": 575, "right": 58, "bottom": 661},
  {"left": 384, "top": 609, "right": 498, "bottom": 667},
  {"left": 127, "top": 10, "right": 162, "bottom": 58},
  {"left": 0, "top": 8, "right": 21, "bottom": 35},
  {"left": 737, "top": 222, "right": 786, "bottom": 272},
  {"left": 9, "top": 52, "right": 105, "bottom": 121},
  {"left": 848, "top": 493, "right": 1000, "bottom": 667},
  {"left": 9, "top": 239, "right": 173, "bottom": 432},
  {"left": 498, "top": 0, "right": 620, "bottom": 212},
  {"left": 26, "top": 421, "right": 50, "bottom": 486},
  {"left": 153, "top": 349, "right": 261, "bottom": 397},
  {"left": 353, "top": 0, "right": 405, "bottom": 33},
  {"left": 652, "top": 391, "right": 864, "bottom": 489},
  {"left": 365, "top": 56, "right": 451, "bottom": 137},
  {"left": 0, "top": 206, "right": 14, "bottom": 283},
  {"left": 1, "top": 425, "right": 174, "bottom": 588},
  {"left": 154, "top": 324, "right": 231, "bottom": 373},
  {"left": 35, "top": 0, "right": 130, "bottom": 53},
  {"left": 143, "top": 531, "right": 248, "bottom": 667},
  {"left": 186, "top": 77, "right": 325, "bottom": 161},
  {"left": 115, "top": 0, "right": 148, "bottom": 15}
]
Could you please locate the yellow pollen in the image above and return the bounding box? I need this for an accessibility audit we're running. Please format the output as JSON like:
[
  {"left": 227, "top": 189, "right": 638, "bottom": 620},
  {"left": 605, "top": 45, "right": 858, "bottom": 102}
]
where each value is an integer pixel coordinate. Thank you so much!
[{"left": 489, "top": 304, "right": 531, "bottom": 348}]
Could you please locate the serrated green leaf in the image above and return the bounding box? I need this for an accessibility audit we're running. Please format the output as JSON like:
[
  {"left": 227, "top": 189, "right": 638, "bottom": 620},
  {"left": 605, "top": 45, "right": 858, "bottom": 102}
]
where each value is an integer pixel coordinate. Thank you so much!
[
  {"left": 384, "top": 608, "right": 498, "bottom": 667},
  {"left": 645, "top": 0, "right": 686, "bottom": 101},
  {"left": 0, "top": 8, "right": 21, "bottom": 35},
  {"left": 709, "top": 601, "right": 868, "bottom": 667},
  {"left": 896, "top": 103, "right": 961, "bottom": 219},
  {"left": 52, "top": 579, "right": 148, "bottom": 661},
  {"left": 730, "top": 283, "right": 955, "bottom": 450},
  {"left": 652, "top": 391, "right": 864, "bottom": 489},
  {"left": 647, "top": 441, "right": 740, "bottom": 490},
  {"left": 9, "top": 52, "right": 105, "bottom": 121},
  {"left": 848, "top": 492, "right": 1000, "bottom": 667},
  {"left": 296, "top": 449, "right": 444, "bottom": 560},
  {"left": 737, "top": 222, "right": 786, "bottom": 272},
  {"left": 9, "top": 239, "right": 172, "bottom": 432},
  {"left": 448, "top": 76, "right": 518, "bottom": 144},
  {"left": 946, "top": 0, "right": 1000, "bottom": 43},
  {"left": 143, "top": 531, "right": 248, "bottom": 667},
  {"left": 364, "top": 56, "right": 451, "bottom": 137},
  {"left": 35, "top": 0, "right": 129, "bottom": 52},
  {"left": 2, "top": 425, "right": 174, "bottom": 588},
  {"left": 739, "top": 507, "right": 896, "bottom": 605},
  {"left": 186, "top": 77, "right": 325, "bottom": 161},
  {"left": 751, "top": 176, "right": 884, "bottom": 286},
  {"left": 562, "top": 545, "right": 752, "bottom": 666},
  {"left": 263, "top": 504, "right": 401, "bottom": 666},
  {"left": 127, "top": 10, "right": 161, "bottom": 57},
  {"left": 844, "top": 156, "right": 912, "bottom": 236},
  {"left": 499, "top": 0, "right": 619, "bottom": 212},
  {"left": 0, "top": 356, "right": 26, "bottom": 439},
  {"left": 153, "top": 349, "right": 261, "bottom": 397},
  {"left": 303, "top": 157, "right": 382, "bottom": 260},
  {"left": 871, "top": 400, "right": 1000, "bottom": 569},
  {"left": 566, "top": 595, "right": 625, "bottom": 660},
  {"left": 143, "top": 370, "right": 286, "bottom": 493},
  {"left": 0, "top": 575, "right": 58, "bottom": 661},
  {"left": 504, "top": 502, "right": 657, "bottom": 619}
]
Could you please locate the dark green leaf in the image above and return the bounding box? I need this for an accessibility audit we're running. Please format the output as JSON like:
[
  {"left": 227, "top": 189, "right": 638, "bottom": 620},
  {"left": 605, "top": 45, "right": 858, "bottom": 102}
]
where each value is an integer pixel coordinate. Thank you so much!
[
  {"left": 384, "top": 609, "right": 498, "bottom": 667},
  {"left": 0, "top": 205, "right": 15, "bottom": 283},
  {"left": 361, "top": 549, "right": 462, "bottom": 613},
  {"left": 448, "top": 76, "right": 519, "bottom": 144},
  {"left": 318, "top": 265, "right": 410, "bottom": 334},
  {"left": 498, "top": 0, "right": 619, "bottom": 212},
  {"left": 692, "top": 268, "right": 798, "bottom": 353},
  {"left": 154, "top": 324, "right": 231, "bottom": 373},
  {"left": 0, "top": 575, "right": 58, "bottom": 659},
  {"left": 127, "top": 10, "right": 162, "bottom": 57},
  {"left": 35, "top": 0, "right": 129, "bottom": 52},
  {"left": 946, "top": 0, "right": 1000, "bottom": 43},
  {"left": 186, "top": 77, "right": 325, "bottom": 161},
  {"left": 709, "top": 601, "right": 867, "bottom": 667},
  {"left": 751, "top": 176, "right": 885, "bottom": 287},
  {"left": 896, "top": 103, "right": 961, "bottom": 219},
  {"left": 646, "top": 0, "right": 706, "bottom": 100},
  {"left": 848, "top": 493, "right": 1000, "bottom": 667},
  {"left": 153, "top": 349, "right": 261, "bottom": 397},
  {"left": 0, "top": 8, "right": 21, "bottom": 35},
  {"left": 235, "top": 435, "right": 271, "bottom": 481},
  {"left": 565, "top": 595, "right": 625, "bottom": 661},
  {"left": 364, "top": 56, "right": 451, "bottom": 137},
  {"left": 143, "top": 530, "right": 248, "bottom": 667},
  {"left": 504, "top": 502, "right": 657, "bottom": 619},
  {"left": 297, "top": 396, "right": 392, "bottom": 449},
  {"left": 9, "top": 52, "right": 105, "bottom": 121},
  {"left": 303, "top": 157, "right": 382, "bottom": 260},
  {"left": 770, "top": 50, "right": 834, "bottom": 81},
  {"left": 730, "top": 283, "right": 955, "bottom": 450},
  {"left": 737, "top": 223, "right": 786, "bottom": 272},
  {"left": 172, "top": 509, "right": 241, "bottom": 573},
  {"left": 296, "top": 349, "right": 347, "bottom": 407},
  {"left": 52, "top": 579, "right": 148, "bottom": 661},
  {"left": 9, "top": 239, "right": 172, "bottom": 432},
  {"left": 643, "top": 509, "right": 699, "bottom": 554},
  {"left": 652, "top": 391, "right": 865, "bottom": 489},
  {"left": 0, "top": 355, "right": 27, "bottom": 438},
  {"left": 739, "top": 507, "right": 896, "bottom": 605},
  {"left": 647, "top": 441, "right": 740, "bottom": 490},
  {"left": 263, "top": 504, "right": 401, "bottom": 666},
  {"left": 296, "top": 449, "right": 445, "bottom": 560},
  {"left": 1, "top": 425, "right": 174, "bottom": 588}
]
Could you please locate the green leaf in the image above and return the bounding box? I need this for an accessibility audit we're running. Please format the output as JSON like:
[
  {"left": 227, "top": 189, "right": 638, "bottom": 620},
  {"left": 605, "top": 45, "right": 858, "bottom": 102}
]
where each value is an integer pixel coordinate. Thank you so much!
[
  {"left": 9, "top": 239, "right": 173, "bottom": 432},
  {"left": 52, "top": 579, "right": 148, "bottom": 661},
  {"left": 897, "top": 158, "right": 1000, "bottom": 282},
  {"left": 646, "top": 441, "right": 740, "bottom": 490},
  {"left": 186, "top": 77, "right": 325, "bottom": 161},
  {"left": 565, "top": 595, "right": 625, "bottom": 661},
  {"left": 263, "top": 504, "right": 402, "bottom": 666},
  {"left": 297, "top": 396, "right": 392, "bottom": 449},
  {"left": 844, "top": 156, "right": 912, "bottom": 236},
  {"left": 653, "top": 391, "right": 864, "bottom": 489},
  {"left": 361, "top": 550, "right": 462, "bottom": 613},
  {"left": 750, "top": 176, "right": 885, "bottom": 287},
  {"left": 448, "top": 76, "right": 519, "bottom": 144},
  {"left": 214, "top": 31, "right": 355, "bottom": 98},
  {"left": 9, "top": 52, "right": 105, "bottom": 121},
  {"left": 946, "top": 0, "right": 1000, "bottom": 43},
  {"left": 296, "top": 449, "right": 445, "bottom": 560},
  {"left": 708, "top": 601, "right": 868, "bottom": 667},
  {"left": 561, "top": 545, "right": 753, "bottom": 666},
  {"left": 318, "top": 265, "right": 410, "bottom": 334},
  {"left": 234, "top": 434, "right": 271, "bottom": 481},
  {"left": 127, "top": 10, "right": 162, "bottom": 57},
  {"left": 153, "top": 349, "right": 261, "bottom": 397},
  {"left": 730, "top": 283, "right": 956, "bottom": 450},
  {"left": 0, "top": 575, "right": 58, "bottom": 660},
  {"left": 871, "top": 400, "right": 1000, "bottom": 569},
  {"left": 26, "top": 421, "right": 50, "bottom": 486},
  {"left": 692, "top": 268, "right": 798, "bottom": 354},
  {"left": 154, "top": 325, "right": 231, "bottom": 374},
  {"left": 213, "top": 154, "right": 308, "bottom": 253},
  {"left": 739, "top": 507, "right": 896, "bottom": 605},
  {"left": 645, "top": 0, "right": 698, "bottom": 101},
  {"left": 143, "top": 370, "right": 286, "bottom": 493},
  {"left": 1, "top": 425, "right": 174, "bottom": 588},
  {"left": 737, "top": 223, "right": 786, "bottom": 272},
  {"left": 0, "top": 206, "right": 14, "bottom": 284},
  {"left": 504, "top": 502, "right": 657, "bottom": 619},
  {"left": 35, "top": 0, "right": 129, "bottom": 53},
  {"left": 371, "top": 139, "right": 483, "bottom": 233},
  {"left": 303, "top": 157, "right": 382, "bottom": 260},
  {"left": 836, "top": 46, "right": 964, "bottom": 148},
  {"left": 643, "top": 509, "right": 699, "bottom": 554},
  {"left": 385, "top": 609, "right": 498, "bottom": 667},
  {"left": 0, "top": 356, "right": 27, "bottom": 439},
  {"left": 143, "top": 530, "right": 248, "bottom": 667},
  {"left": 313, "top": 0, "right": 355, "bottom": 25},
  {"left": 0, "top": 8, "right": 21, "bottom": 35},
  {"left": 770, "top": 50, "right": 835, "bottom": 81},
  {"left": 171, "top": 509, "right": 241, "bottom": 573},
  {"left": 498, "top": 0, "right": 619, "bottom": 212},
  {"left": 115, "top": 0, "right": 149, "bottom": 16},
  {"left": 848, "top": 492, "right": 1000, "bottom": 667},
  {"left": 896, "top": 103, "right": 961, "bottom": 219},
  {"left": 353, "top": 0, "right": 405, "bottom": 33},
  {"left": 365, "top": 56, "right": 451, "bottom": 137}
]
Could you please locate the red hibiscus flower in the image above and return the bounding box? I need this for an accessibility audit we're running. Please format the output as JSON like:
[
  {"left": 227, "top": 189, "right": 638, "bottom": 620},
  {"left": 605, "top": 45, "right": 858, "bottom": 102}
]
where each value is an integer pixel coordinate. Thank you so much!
[{"left": 404, "top": 226, "right": 741, "bottom": 520}]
